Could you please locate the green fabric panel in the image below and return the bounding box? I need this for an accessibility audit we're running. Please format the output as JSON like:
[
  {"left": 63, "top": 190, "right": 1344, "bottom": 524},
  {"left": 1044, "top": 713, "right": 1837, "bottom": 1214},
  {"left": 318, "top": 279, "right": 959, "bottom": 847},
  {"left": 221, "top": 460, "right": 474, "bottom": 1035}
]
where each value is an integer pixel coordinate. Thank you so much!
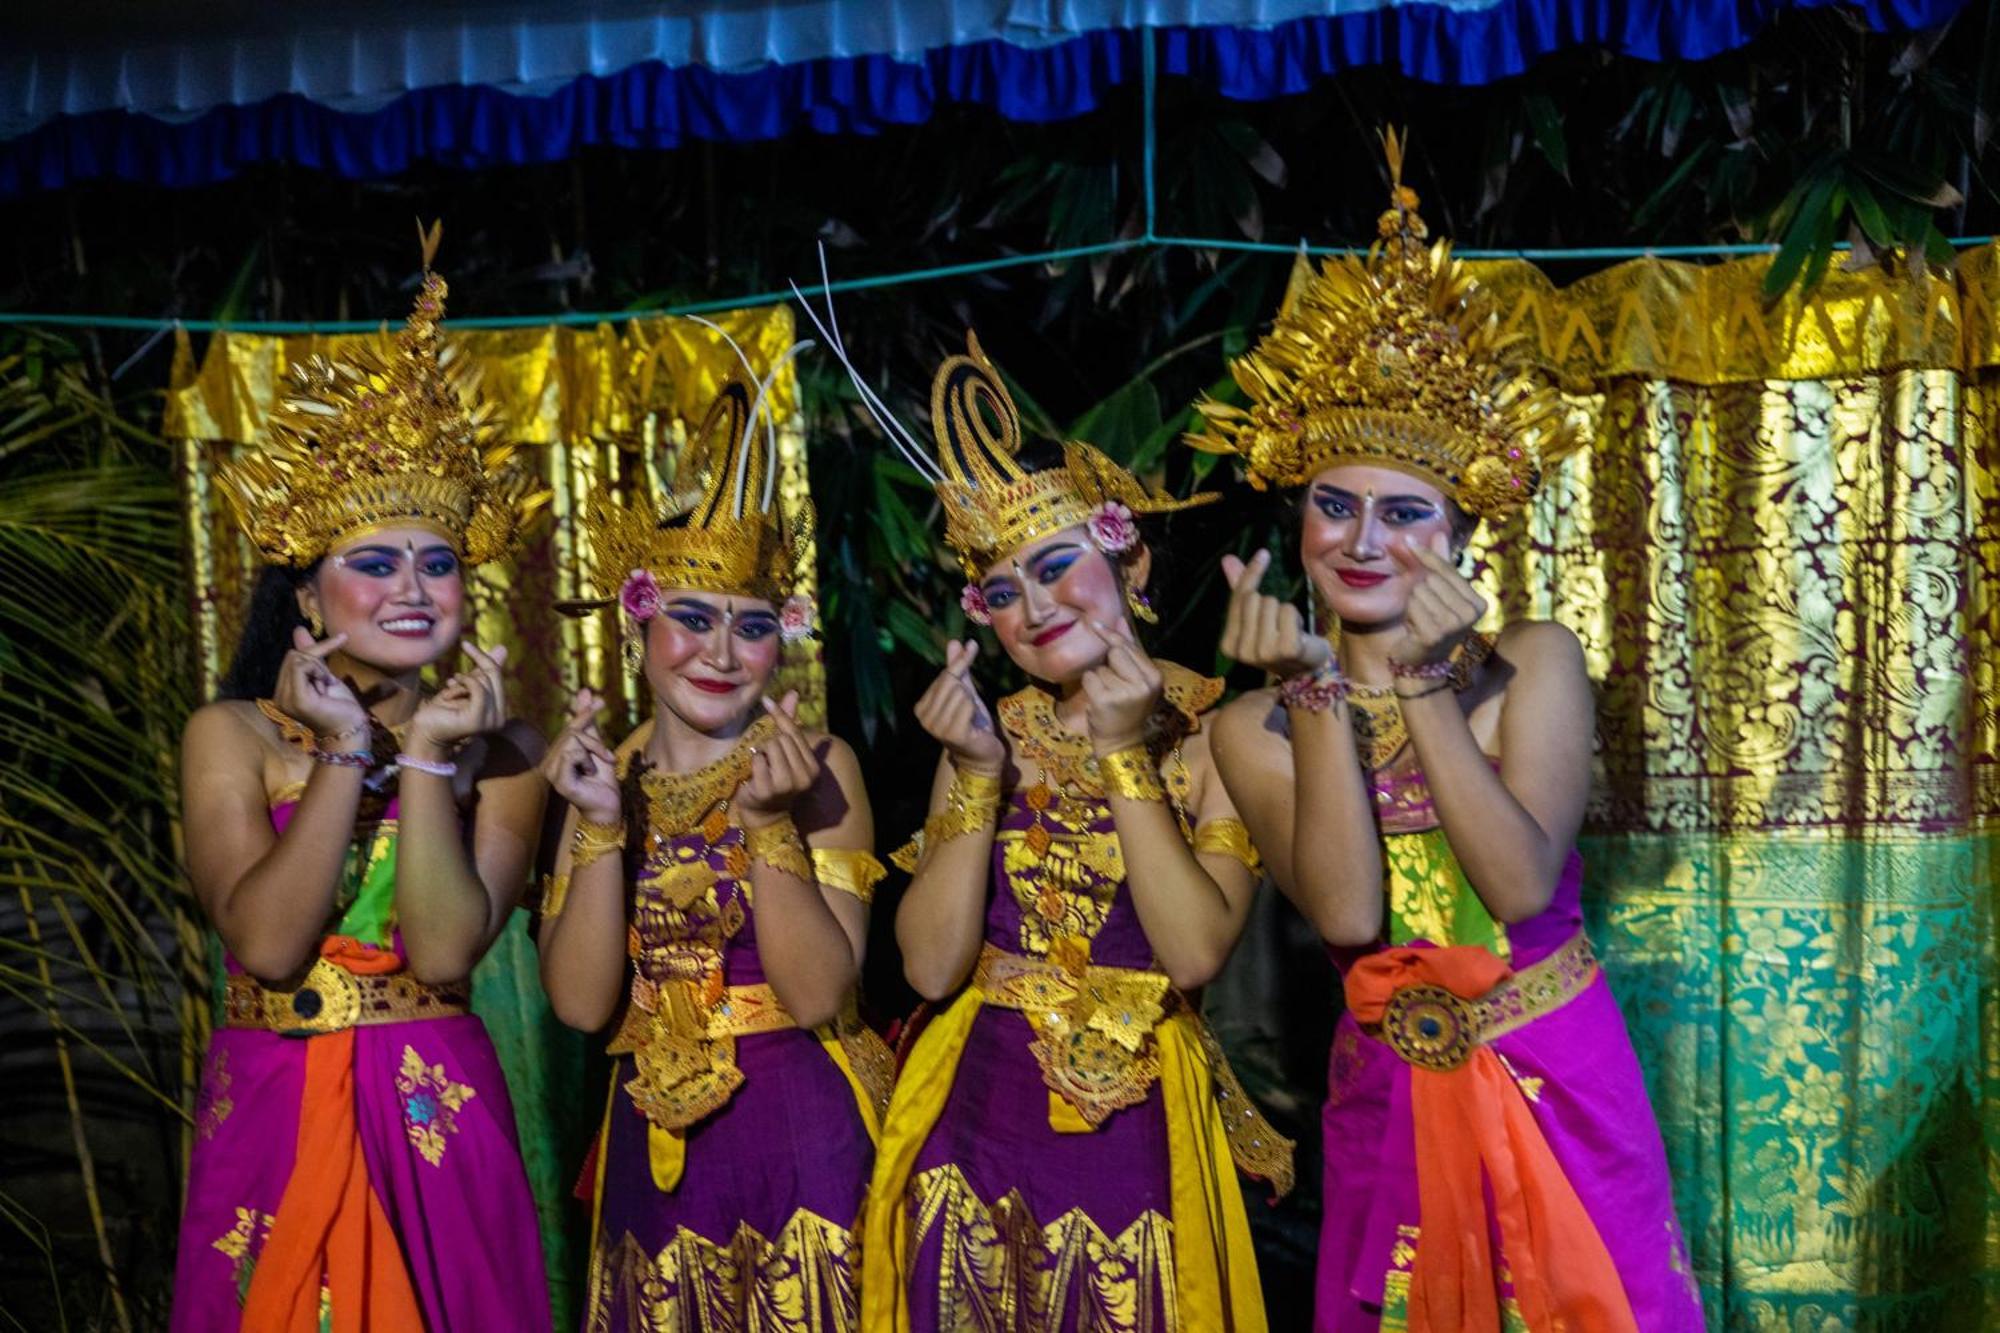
[
  {"left": 471, "top": 911, "right": 591, "bottom": 1332},
  {"left": 1580, "top": 830, "right": 1997, "bottom": 1330}
]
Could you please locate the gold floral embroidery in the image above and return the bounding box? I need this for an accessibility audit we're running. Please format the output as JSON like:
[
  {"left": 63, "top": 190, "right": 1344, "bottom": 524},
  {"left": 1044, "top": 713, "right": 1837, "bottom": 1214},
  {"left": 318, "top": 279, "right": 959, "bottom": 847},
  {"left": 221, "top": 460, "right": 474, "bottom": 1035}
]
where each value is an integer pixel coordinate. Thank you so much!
[
  {"left": 1384, "top": 827, "right": 1511, "bottom": 961},
  {"left": 584, "top": 1209, "right": 857, "bottom": 1333},
  {"left": 211, "top": 1206, "right": 277, "bottom": 1305},
  {"left": 908, "top": 1163, "right": 1177, "bottom": 1333},
  {"left": 395, "top": 1044, "right": 477, "bottom": 1166},
  {"left": 614, "top": 819, "right": 754, "bottom": 1133},
  {"left": 197, "top": 1047, "right": 234, "bottom": 1140}
]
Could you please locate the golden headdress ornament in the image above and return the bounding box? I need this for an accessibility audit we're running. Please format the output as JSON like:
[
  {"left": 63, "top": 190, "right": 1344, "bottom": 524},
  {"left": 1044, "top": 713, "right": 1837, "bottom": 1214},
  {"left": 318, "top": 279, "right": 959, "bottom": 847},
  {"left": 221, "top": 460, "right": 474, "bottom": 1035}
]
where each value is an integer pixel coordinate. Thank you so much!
[
  {"left": 580, "top": 327, "right": 815, "bottom": 634},
  {"left": 219, "top": 221, "right": 547, "bottom": 567},
  {"left": 792, "top": 254, "right": 1215, "bottom": 594},
  {"left": 1187, "top": 129, "right": 1577, "bottom": 522}
]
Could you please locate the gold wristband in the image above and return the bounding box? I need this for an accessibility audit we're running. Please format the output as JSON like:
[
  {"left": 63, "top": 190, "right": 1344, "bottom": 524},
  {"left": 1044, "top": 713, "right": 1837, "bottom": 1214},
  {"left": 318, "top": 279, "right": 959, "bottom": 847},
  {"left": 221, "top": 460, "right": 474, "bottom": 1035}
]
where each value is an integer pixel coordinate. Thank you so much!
[
  {"left": 1096, "top": 744, "right": 1166, "bottom": 802},
  {"left": 923, "top": 767, "right": 1003, "bottom": 846},
  {"left": 744, "top": 816, "right": 814, "bottom": 881},
  {"left": 571, "top": 816, "right": 627, "bottom": 870}
]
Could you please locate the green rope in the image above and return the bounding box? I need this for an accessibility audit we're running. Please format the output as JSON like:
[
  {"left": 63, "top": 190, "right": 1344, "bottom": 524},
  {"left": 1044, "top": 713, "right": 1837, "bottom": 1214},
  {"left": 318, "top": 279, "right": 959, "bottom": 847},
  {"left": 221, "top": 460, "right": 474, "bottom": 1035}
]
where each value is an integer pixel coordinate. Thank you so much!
[{"left": 4, "top": 233, "right": 1990, "bottom": 335}]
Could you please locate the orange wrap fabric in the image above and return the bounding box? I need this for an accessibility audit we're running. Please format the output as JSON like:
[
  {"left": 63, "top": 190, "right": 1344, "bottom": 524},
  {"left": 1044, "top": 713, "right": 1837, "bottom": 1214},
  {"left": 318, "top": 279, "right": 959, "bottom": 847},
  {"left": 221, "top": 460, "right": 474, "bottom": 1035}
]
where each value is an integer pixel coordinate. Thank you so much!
[
  {"left": 1344, "top": 946, "right": 1637, "bottom": 1333},
  {"left": 239, "top": 938, "right": 424, "bottom": 1333}
]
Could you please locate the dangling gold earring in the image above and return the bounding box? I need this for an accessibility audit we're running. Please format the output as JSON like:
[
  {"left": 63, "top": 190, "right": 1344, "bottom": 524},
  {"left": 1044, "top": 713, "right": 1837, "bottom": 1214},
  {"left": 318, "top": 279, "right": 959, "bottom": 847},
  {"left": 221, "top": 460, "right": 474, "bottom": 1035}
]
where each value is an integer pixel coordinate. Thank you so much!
[
  {"left": 306, "top": 607, "right": 325, "bottom": 637},
  {"left": 622, "top": 618, "right": 645, "bottom": 677},
  {"left": 1125, "top": 583, "right": 1158, "bottom": 625}
]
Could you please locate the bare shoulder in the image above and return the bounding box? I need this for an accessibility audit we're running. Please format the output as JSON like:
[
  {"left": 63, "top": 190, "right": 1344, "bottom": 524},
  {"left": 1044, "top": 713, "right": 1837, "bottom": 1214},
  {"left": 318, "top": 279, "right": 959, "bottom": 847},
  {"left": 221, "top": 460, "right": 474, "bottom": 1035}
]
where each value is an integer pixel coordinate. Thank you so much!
[
  {"left": 1209, "top": 688, "right": 1284, "bottom": 758},
  {"left": 1495, "top": 619, "right": 1586, "bottom": 676},
  {"left": 182, "top": 698, "right": 271, "bottom": 756}
]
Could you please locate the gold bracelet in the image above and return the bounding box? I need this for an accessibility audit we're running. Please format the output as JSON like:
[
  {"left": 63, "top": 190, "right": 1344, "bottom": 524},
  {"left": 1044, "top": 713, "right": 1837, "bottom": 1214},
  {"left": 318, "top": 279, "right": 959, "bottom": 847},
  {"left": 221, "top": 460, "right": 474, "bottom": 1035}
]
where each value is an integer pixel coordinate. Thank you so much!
[
  {"left": 1096, "top": 744, "right": 1166, "bottom": 802},
  {"left": 922, "top": 767, "right": 1004, "bottom": 847},
  {"left": 744, "top": 816, "right": 814, "bottom": 881},
  {"left": 539, "top": 871, "right": 572, "bottom": 920},
  {"left": 571, "top": 816, "right": 627, "bottom": 870}
]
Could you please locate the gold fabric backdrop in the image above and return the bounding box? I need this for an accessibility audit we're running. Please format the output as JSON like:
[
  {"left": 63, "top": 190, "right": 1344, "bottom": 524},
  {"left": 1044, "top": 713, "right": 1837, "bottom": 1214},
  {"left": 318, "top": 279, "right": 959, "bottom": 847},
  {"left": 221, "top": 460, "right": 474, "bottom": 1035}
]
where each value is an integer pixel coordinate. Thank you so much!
[
  {"left": 164, "top": 246, "right": 2000, "bottom": 1328},
  {"left": 1459, "top": 243, "right": 2000, "bottom": 1329},
  {"left": 165, "top": 304, "right": 816, "bottom": 1326}
]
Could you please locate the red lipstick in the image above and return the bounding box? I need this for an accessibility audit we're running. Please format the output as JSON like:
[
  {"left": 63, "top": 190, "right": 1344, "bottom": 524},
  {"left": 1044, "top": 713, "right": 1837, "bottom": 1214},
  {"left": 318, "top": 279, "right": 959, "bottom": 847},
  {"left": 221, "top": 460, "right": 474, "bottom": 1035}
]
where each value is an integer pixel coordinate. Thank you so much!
[
  {"left": 1031, "top": 622, "right": 1075, "bottom": 647},
  {"left": 1335, "top": 570, "right": 1389, "bottom": 589},
  {"left": 687, "top": 678, "right": 738, "bottom": 695}
]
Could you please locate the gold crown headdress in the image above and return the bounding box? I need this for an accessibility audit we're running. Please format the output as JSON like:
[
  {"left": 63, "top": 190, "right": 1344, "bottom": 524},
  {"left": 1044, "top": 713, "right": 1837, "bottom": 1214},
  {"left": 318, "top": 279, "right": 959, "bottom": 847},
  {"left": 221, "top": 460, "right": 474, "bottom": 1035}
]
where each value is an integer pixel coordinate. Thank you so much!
[
  {"left": 792, "top": 254, "right": 1216, "bottom": 590},
  {"left": 1187, "top": 129, "right": 1577, "bottom": 522},
  {"left": 219, "top": 222, "right": 547, "bottom": 567},
  {"left": 581, "top": 325, "right": 813, "bottom": 619}
]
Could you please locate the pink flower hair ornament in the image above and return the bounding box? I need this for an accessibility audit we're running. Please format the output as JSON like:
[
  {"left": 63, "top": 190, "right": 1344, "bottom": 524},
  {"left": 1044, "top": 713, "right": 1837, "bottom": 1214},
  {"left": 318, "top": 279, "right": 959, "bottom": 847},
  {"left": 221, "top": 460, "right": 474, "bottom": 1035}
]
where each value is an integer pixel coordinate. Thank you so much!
[
  {"left": 960, "top": 583, "right": 992, "bottom": 626},
  {"left": 779, "top": 595, "right": 817, "bottom": 643},
  {"left": 619, "top": 569, "right": 663, "bottom": 622},
  {"left": 1085, "top": 500, "right": 1139, "bottom": 557}
]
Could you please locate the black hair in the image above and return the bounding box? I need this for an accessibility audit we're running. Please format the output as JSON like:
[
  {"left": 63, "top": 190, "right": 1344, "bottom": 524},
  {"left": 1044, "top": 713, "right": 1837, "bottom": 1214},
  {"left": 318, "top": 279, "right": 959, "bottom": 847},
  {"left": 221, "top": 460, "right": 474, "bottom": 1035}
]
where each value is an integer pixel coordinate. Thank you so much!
[{"left": 217, "top": 561, "right": 319, "bottom": 701}]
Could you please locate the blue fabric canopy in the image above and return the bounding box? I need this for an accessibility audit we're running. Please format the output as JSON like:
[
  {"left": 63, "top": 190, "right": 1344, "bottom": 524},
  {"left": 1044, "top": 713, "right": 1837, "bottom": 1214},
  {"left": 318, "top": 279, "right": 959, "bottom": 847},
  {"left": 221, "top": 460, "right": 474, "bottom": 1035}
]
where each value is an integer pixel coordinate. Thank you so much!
[{"left": 0, "top": 0, "right": 1968, "bottom": 196}]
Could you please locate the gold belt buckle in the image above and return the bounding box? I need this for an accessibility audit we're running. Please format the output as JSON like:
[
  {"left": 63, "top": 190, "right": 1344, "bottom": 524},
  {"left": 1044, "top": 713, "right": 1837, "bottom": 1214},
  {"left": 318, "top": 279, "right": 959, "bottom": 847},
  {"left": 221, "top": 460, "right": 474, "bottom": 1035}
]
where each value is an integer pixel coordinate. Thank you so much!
[
  {"left": 265, "top": 957, "right": 363, "bottom": 1036},
  {"left": 1381, "top": 983, "right": 1478, "bottom": 1072}
]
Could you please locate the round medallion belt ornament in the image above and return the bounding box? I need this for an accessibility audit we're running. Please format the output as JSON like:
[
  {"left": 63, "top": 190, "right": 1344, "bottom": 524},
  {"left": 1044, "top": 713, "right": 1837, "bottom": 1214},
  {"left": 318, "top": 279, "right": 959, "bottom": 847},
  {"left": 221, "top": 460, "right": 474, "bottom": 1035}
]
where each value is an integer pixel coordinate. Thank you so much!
[
  {"left": 267, "top": 958, "right": 362, "bottom": 1036},
  {"left": 1381, "top": 984, "right": 1477, "bottom": 1071}
]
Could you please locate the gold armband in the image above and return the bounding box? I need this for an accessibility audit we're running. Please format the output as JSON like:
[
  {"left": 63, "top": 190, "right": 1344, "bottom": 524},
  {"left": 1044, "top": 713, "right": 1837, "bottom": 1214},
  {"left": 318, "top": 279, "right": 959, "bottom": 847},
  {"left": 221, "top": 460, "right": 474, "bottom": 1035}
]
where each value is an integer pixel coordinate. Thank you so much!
[
  {"left": 1193, "top": 818, "right": 1261, "bottom": 871},
  {"left": 744, "top": 816, "right": 814, "bottom": 881},
  {"left": 811, "top": 848, "right": 887, "bottom": 904},
  {"left": 539, "top": 872, "right": 572, "bottom": 921},
  {"left": 571, "top": 816, "right": 626, "bottom": 870},
  {"left": 1097, "top": 744, "right": 1166, "bottom": 802}
]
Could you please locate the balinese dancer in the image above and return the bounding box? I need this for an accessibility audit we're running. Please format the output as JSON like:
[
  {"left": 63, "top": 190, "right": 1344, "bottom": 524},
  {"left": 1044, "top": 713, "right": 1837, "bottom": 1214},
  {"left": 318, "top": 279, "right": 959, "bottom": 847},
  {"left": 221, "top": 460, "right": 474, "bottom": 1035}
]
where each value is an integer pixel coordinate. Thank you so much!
[
  {"left": 171, "top": 226, "right": 554, "bottom": 1332},
  {"left": 1187, "top": 132, "right": 1704, "bottom": 1332},
  {"left": 797, "top": 281, "right": 1293, "bottom": 1332},
  {"left": 535, "top": 344, "right": 893, "bottom": 1333}
]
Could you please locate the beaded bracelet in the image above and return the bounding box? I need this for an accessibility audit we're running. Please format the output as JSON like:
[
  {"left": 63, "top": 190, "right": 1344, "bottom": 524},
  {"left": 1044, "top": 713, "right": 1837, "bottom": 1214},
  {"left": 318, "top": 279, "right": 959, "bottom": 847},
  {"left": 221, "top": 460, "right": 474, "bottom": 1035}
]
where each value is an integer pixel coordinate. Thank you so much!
[
  {"left": 1097, "top": 744, "right": 1167, "bottom": 802},
  {"left": 312, "top": 747, "right": 375, "bottom": 769},
  {"left": 1387, "top": 655, "right": 1454, "bottom": 680},
  {"left": 395, "top": 752, "right": 458, "bottom": 778},
  {"left": 1279, "top": 663, "right": 1349, "bottom": 713}
]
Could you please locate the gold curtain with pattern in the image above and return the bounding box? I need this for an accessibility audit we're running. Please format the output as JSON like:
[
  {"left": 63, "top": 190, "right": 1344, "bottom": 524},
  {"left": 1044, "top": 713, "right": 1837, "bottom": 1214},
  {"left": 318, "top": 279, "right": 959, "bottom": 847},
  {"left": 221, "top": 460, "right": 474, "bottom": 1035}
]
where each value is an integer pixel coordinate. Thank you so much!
[
  {"left": 1451, "top": 243, "right": 2000, "bottom": 1329},
  {"left": 164, "top": 304, "right": 812, "bottom": 1328}
]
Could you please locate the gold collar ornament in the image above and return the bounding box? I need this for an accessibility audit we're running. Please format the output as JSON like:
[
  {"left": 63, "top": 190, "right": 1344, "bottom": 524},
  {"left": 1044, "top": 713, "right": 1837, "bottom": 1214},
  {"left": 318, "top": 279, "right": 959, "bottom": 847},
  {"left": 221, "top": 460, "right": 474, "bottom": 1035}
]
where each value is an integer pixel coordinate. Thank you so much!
[
  {"left": 792, "top": 256, "right": 1216, "bottom": 621},
  {"left": 1186, "top": 129, "right": 1580, "bottom": 523},
  {"left": 579, "top": 330, "right": 816, "bottom": 640},
  {"left": 217, "top": 222, "right": 547, "bottom": 567}
]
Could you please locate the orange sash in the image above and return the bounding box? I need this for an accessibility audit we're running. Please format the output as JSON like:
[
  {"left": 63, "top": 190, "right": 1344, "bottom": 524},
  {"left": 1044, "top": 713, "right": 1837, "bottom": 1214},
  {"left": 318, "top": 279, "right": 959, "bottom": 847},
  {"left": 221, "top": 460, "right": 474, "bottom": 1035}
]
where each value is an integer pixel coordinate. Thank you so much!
[
  {"left": 1345, "top": 946, "right": 1637, "bottom": 1333},
  {"left": 240, "top": 937, "right": 424, "bottom": 1333}
]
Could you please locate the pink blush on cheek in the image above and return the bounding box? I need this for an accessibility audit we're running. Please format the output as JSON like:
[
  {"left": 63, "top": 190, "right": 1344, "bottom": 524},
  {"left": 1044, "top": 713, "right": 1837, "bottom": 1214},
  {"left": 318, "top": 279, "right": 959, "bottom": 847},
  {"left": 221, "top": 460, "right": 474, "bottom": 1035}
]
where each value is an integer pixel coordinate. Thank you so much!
[{"left": 643, "top": 617, "right": 705, "bottom": 670}]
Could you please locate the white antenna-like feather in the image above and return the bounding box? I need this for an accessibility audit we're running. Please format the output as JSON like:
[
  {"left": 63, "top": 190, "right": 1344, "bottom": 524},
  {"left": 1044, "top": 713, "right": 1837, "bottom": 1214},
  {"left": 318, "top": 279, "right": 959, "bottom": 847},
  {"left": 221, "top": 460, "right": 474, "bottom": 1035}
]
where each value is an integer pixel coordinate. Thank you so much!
[
  {"left": 788, "top": 243, "right": 942, "bottom": 483},
  {"left": 746, "top": 340, "right": 814, "bottom": 514}
]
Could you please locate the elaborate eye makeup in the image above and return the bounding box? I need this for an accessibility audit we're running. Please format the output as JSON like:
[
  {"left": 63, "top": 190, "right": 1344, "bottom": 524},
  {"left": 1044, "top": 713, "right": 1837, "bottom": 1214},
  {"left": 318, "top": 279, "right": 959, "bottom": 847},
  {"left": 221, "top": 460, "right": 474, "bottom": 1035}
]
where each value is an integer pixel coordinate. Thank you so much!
[
  {"left": 417, "top": 549, "right": 460, "bottom": 577},
  {"left": 1030, "top": 546, "right": 1081, "bottom": 584},
  {"left": 979, "top": 575, "right": 1021, "bottom": 610},
  {"left": 334, "top": 543, "right": 461, "bottom": 578},
  {"left": 1311, "top": 487, "right": 1356, "bottom": 520},
  {"left": 1311, "top": 487, "right": 1441, "bottom": 526},
  {"left": 663, "top": 598, "right": 717, "bottom": 634},
  {"left": 733, "top": 613, "right": 780, "bottom": 642},
  {"left": 1380, "top": 501, "right": 1443, "bottom": 526}
]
